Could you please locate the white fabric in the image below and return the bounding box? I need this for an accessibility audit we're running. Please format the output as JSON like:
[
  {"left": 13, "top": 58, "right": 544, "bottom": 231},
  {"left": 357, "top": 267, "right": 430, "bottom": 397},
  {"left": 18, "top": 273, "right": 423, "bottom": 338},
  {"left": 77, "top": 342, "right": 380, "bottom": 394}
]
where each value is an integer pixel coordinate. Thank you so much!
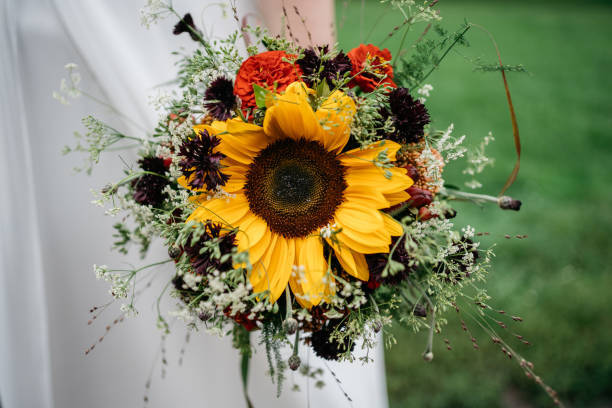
[
  {"left": 0, "top": 2, "right": 54, "bottom": 407},
  {"left": 0, "top": 0, "right": 389, "bottom": 407}
]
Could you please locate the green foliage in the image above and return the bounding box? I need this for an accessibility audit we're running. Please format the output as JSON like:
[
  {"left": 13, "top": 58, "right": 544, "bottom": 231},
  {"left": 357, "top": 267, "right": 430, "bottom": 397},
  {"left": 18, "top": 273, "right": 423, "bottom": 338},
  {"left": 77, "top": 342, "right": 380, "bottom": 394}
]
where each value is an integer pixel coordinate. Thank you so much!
[
  {"left": 260, "top": 322, "right": 289, "bottom": 397},
  {"left": 111, "top": 222, "right": 131, "bottom": 255},
  {"left": 261, "top": 35, "right": 298, "bottom": 53},
  {"left": 394, "top": 22, "right": 471, "bottom": 89},
  {"left": 252, "top": 84, "right": 270, "bottom": 109},
  {"left": 232, "top": 324, "right": 253, "bottom": 359}
]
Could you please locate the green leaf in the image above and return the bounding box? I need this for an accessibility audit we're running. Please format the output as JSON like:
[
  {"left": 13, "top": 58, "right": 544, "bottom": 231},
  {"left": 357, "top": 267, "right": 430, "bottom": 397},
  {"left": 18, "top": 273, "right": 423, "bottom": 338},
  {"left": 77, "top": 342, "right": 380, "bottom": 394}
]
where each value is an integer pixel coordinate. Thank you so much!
[
  {"left": 240, "top": 334, "right": 254, "bottom": 408},
  {"left": 315, "top": 79, "right": 331, "bottom": 99},
  {"left": 252, "top": 83, "right": 271, "bottom": 109}
]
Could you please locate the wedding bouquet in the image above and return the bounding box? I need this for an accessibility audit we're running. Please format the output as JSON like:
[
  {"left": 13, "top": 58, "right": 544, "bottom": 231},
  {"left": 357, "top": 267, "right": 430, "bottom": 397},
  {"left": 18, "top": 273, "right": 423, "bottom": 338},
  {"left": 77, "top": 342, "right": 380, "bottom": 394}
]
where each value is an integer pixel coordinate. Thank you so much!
[{"left": 60, "top": 0, "right": 561, "bottom": 405}]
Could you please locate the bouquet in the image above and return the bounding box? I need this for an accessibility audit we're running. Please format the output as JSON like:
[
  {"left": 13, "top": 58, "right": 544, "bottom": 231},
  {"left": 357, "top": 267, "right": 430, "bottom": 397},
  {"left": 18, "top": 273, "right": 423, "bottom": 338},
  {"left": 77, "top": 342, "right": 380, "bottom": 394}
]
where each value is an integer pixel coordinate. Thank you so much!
[{"left": 59, "top": 0, "right": 561, "bottom": 405}]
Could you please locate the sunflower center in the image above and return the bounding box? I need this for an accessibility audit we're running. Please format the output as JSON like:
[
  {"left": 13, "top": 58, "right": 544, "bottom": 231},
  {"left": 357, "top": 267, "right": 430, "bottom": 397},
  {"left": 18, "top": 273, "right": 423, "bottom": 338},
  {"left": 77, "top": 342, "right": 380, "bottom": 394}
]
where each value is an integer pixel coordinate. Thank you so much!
[
  {"left": 244, "top": 138, "right": 346, "bottom": 238},
  {"left": 272, "top": 163, "right": 316, "bottom": 206}
]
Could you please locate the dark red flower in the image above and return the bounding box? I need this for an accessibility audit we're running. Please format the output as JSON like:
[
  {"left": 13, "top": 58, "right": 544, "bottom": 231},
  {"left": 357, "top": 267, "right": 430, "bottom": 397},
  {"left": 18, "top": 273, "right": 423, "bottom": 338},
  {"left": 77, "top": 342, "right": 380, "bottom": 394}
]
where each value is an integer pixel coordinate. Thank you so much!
[
  {"left": 178, "top": 128, "right": 229, "bottom": 191},
  {"left": 296, "top": 46, "right": 352, "bottom": 88},
  {"left": 183, "top": 222, "right": 236, "bottom": 276},
  {"left": 173, "top": 13, "right": 201, "bottom": 42},
  {"left": 132, "top": 156, "right": 169, "bottom": 207},
  {"left": 347, "top": 44, "right": 396, "bottom": 92},
  {"left": 406, "top": 186, "right": 433, "bottom": 208},
  {"left": 204, "top": 77, "right": 236, "bottom": 120},
  {"left": 418, "top": 206, "right": 437, "bottom": 221},
  {"left": 366, "top": 235, "right": 414, "bottom": 290},
  {"left": 233, "top": 50, "right": 302, "bottom": 113},
  {"left": 225, "top": 308, "right": 259, "bottom": 331},
  {"left": 389, "top": 87, "right": 430, "bottom": 143},
  {"left": 310, "top": 319, "right": 354, "bottom": 360}
]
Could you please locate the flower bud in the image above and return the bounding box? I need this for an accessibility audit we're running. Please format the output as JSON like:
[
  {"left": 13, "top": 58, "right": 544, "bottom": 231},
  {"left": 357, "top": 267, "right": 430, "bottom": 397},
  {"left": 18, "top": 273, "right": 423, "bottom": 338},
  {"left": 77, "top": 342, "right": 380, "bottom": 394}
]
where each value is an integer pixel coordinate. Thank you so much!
[
  {"left": 198, "top": 311, "right": 212, "bottom": 321},
  {"left": 418, "top": 206, "right": 437, "bottom": 221},
  {"left": 406, "top": 186, "right": 433, "bottom": 208},
  {"left": 412, "top": 305, "right": 427, "bottom": 317},
  {"left": 423, "top": 351, "right": 434, "bottom": 362},
  {"left": 498, "top": 196, "right": 522, "bottom": 211},
  {"left": 403, "top": 164, "right": 420, "bottom": 182},
  {"left": 444, "top": 208, "right": 457, "bottom": 219},
  {"left": 372, "top": 320, "right": 383, "bottom": 333},
  {"left": 283, "top": 317, "right": 298, "bottom": 335},
  {"left": 168, "top": 245, "right": 181, "bottom": 259},
  {"left": 101, "top": 184, "right": 117, "bottom": 195},
  {"left": 288, "top": 354, "right": 301, "bottom": 371}
]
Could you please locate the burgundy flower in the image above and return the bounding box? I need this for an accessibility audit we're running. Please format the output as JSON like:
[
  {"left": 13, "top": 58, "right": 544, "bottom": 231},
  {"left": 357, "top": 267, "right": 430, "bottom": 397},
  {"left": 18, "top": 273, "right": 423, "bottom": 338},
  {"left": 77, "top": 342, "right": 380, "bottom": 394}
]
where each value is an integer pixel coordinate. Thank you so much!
[
  {"left": 389, "top": 87, "right": 430, "bottom": 143},
  {"left": 183, "top": 222, "right": 236, "bottom": 276},
  {"left": 204, "top": 77, "right": 236, "bottom": 120},
  {"left": 406, "top": 186, "right": 433, "bottom": 208},
  {"left": 310, "top": 319, "right": 354, "bottom": 361},
  {"left": 366, "top": 235, "right": 414, "bottom": 290},
  {"left": 173, "top": 13, "right": 201, "bottom": 42},
  {"left": 178, "top": 129, "right": 229, "bottom": 191},
  {"left": 296, "top": 46, "right": 352, "bottom": 88},
  {"left": 132, "top": 156, "right": 169, "bottom": 207}
]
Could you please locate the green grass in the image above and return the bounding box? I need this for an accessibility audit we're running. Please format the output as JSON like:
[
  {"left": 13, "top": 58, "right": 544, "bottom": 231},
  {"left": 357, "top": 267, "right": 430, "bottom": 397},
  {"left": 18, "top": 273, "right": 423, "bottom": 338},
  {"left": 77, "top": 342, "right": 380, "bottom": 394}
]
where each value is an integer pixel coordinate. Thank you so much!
[{"left": 336, "top": 1, "right": 612, "bottom": 407}]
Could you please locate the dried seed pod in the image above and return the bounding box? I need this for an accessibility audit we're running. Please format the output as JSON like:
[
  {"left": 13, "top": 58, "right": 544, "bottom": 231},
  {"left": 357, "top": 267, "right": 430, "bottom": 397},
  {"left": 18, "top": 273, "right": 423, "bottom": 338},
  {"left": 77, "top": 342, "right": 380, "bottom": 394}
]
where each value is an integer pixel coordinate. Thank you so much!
[
  {"left": 283, "top": 317, "right": 298, "bottom": 335},
  {"left": 498, "top": 195, "right": 522, "bottom": 211},
  {"left": 168, "top": 245, "right": 181, "bottom": 259},
  {"left": 288, "top": 354, "right": 301, "bottom": 371}
]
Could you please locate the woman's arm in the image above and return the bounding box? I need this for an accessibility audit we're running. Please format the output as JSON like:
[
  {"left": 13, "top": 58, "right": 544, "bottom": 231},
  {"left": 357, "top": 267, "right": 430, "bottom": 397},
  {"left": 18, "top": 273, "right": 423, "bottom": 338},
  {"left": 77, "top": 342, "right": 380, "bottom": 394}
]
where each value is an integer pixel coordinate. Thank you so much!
[{"left": 255, "top": 0, "right": 336, "bottom": 47}]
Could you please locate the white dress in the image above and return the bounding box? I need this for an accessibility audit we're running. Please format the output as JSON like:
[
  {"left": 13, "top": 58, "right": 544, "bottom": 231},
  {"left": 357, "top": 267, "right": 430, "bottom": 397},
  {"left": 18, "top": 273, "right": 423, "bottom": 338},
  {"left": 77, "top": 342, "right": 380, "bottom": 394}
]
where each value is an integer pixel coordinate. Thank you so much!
[{"left": 0, "top": 0, "right": 388, "bottom": 407}]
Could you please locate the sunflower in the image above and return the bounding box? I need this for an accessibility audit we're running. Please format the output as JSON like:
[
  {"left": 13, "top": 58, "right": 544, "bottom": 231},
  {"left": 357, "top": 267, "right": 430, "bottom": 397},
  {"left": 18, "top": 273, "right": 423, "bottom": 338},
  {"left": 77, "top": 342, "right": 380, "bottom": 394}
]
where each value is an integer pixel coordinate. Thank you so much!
[{"left": 179, "top": 82, "right": 413, "bottom": 308}]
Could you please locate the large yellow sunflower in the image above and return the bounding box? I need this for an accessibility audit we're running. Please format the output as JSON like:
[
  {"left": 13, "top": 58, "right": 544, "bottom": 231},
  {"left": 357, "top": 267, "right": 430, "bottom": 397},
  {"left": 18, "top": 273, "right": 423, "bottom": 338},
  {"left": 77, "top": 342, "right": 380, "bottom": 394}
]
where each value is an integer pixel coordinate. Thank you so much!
[{"left": 179, "top": 82, "right": 413, "bottom": 308}]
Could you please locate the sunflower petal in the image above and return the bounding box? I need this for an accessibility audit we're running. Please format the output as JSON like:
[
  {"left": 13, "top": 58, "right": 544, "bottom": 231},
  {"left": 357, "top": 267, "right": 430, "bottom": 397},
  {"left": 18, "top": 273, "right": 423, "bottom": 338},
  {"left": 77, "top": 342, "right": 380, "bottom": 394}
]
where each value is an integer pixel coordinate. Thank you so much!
[
  {"left": 295, "top": 236, "right": 331, "bottom": 307},
  {"left": 382, "top": 213, "right": 404, "bottom": 236},
  {"left": 222, "top": 166, "right": 247, "bottom": 193},
  {"left": 315, "top": 90, "right": 356, "bottom": 153},
  {"left": 343, "top": 185, "right": 390, "bottom": 209},
  {"left": 339, "top": 140, "right": 402, "bottom": 167},
  {"left": 235, "top": 213, "right": 268, "bottom": 253},
  {"left": 246, "top": 227, "right": 273, "bottom": 268},
  {"left": 328, "top": 239, "right": 370, "bottom": 281},
  {"left": 345, "top": 166, "right": 413, "bottom": 194},
  {"left": 250, "top": 233, "right": 278, "bottom": 293},
  {"left": 187, "top": 194, "right": 249, "bottom": 228},
  {"left": 336, "top": 226, "right": 391, "bottom": 254},
  {"left": 216, "top": 119, "right": 268, "bottom": 164},
  {"left": 177, "top": 174, "right": 205, "bottom": 192},
  {"left": 263, "top": 82, "right": 326, "bottom": 143},
  {"left": 335, "top": 203, "right": 384, "bottom": 233},
  {"left": 384, "top": 190, "right": 411, "bottom": 206},
  {"left": 289, "top": 277, "right": 312, "bottom": 309},
  {"left": 267, "top": 236, "right": 295, "bottom": 303}
]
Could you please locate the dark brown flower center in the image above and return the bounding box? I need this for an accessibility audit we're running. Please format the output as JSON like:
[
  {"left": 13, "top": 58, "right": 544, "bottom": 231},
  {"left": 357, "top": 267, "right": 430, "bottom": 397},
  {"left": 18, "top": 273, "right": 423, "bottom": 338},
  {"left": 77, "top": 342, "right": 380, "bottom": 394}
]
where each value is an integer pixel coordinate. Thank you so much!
[{"left": 244, "top": 138, "right": 346, "bottom": 238}]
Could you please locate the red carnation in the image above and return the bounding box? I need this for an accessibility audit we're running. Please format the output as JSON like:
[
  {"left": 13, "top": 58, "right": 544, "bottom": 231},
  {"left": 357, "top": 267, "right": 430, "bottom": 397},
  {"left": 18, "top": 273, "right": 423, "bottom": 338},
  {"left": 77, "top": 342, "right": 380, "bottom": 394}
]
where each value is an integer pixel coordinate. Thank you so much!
[
  {"left": 347, "top": 44, "right": 396, "bottom": 92},
  {"left": 234, "top": 50, "right": 302, "bottom": 113},
  {"left": 224, "top": 307, "right": 259, "bottom": 331}
]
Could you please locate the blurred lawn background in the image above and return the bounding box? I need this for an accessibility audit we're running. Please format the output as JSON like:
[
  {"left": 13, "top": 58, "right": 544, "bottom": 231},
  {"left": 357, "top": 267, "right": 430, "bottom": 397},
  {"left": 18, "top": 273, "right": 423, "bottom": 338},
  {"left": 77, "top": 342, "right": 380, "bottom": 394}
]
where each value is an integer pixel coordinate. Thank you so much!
[{"left": 336, "top": 1, "right": 612, "bottom": 407}]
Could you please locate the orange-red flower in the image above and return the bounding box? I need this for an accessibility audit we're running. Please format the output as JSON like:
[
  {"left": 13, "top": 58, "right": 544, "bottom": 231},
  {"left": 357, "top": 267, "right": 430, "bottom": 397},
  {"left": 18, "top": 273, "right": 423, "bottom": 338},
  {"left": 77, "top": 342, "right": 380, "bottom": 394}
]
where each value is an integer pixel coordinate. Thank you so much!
[
  {"left": 347, "top": 44, "right": 396, "bottom": 92},
  {"left": 233, "top": 50, "right": 302, "bottom": 112}
]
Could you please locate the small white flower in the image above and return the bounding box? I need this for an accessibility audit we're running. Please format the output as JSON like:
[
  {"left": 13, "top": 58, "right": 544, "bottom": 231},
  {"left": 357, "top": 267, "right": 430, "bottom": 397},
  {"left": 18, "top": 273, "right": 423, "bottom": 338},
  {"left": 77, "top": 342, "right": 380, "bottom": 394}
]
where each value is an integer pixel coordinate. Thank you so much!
[
  {"left": 416, "top": 84, "right": 433, "bottom": 102},
  {"left": 319, "top": 223, "right": 338, "bottom": 239},
  {"left": 139, "top": 0, "right": 170, "bottom": 28},
  {"left": 93, "top": 264, "right": 108, "bottom": 279},
  {"left": 461, "top": 225, "right": 475, "bottom": 239}
]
